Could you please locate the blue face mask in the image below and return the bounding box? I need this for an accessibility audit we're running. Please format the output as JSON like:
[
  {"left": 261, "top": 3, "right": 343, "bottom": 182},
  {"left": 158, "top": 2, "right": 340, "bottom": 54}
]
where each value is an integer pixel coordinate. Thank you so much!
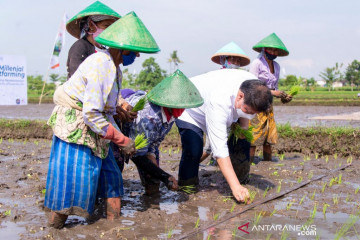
[
  {"left": 265, "top": 51, "right": 277, "bottom": 61},
  {"left": 122, "top": 51, "right": 137, "bottom": 66}
]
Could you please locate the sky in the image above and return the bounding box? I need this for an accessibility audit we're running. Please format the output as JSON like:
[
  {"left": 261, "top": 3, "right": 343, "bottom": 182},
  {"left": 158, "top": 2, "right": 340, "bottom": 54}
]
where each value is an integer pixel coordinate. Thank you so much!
[{"left": 1, "top": 0, "right": 360, "bottom": 80}]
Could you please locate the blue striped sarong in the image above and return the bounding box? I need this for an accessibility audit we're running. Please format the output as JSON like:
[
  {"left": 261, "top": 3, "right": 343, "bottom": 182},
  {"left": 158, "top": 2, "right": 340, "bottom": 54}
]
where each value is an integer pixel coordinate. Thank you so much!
[{"left": 44, "top": 135, "right": 123, "bottom": 217}]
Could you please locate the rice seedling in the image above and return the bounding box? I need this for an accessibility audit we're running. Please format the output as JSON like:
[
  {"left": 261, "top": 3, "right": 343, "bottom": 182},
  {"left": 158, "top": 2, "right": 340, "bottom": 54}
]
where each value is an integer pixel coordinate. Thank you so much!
[
  {"left": 230, "top": 202, "right": 236, "bottom": 213},
  {"left": 323, "top": 203, "right": 330, "bottom": 218},
  {"left": 347, "top": 156, "right": 353, "bottom": 164},
  {"left": 334, "top": 153, "right": 338, "bottom": 160},
  {"left": 310, "top": 204, "right": 317, "bottom": 220},
  {"left": 299, "top": 162, "right": 304, "bottom": 166},
  {"left": 134, "top": 133, "right": 148, "bottom": 150},
  {"left": 179, "top": 185, "right": 196, "bottom": 194},
  {"left": 333, "top": 194, "right": 339, "bottom": 205},
  {"left": 194, "top": 217, "right": 200, "bottom": 228},
  {"left": 271, "top": 170, "right": 279, "bottom": 177},
  {"left": 4, "top": 210, "right": 11, "bottom": 216},
  {"left": 167, "top": 228, "right": 173, "bottom": 238},
  {"left": 338, "top": 162, "right": 342, "bottom": 167},
  {"left": 207, "top": 234, "right": 211, "bottom": 240},
  {"left": 315, "top": 152, "right": 319, "bottom": 159},
  {"left": 297, "top": 176, "right": 303, "bottom": 183},
  {"left": 286, "top": 201, "right": 294, "bottom": 211},
  {"left": 222, "top": 196, "right": 232, "bottom": 203},
  {"left": 329, "top": 177, "right": 338, "bottom": 187},
  {"left": 280, "top": 229, "right": 289, "bottom": 240},
  {"left": 321, "top": 182, "right": 327, "bottom": 193},
  {"left": 345, "top": 194, "right": 351, "bottom": 202},
  {"left": 213, "top": 213, "right": 220, "bottom": 221},
  {"left": 0, "top": 137, "right": 2, "bottom": 144},
  {"left": 131, "top": 96, "right": 147, "bottom": 112},
  {"left": 310, "top": 190, "right": 316, "bottom": 201},
  {"left": 175, "top": 147, "right": 180, "bottom": 154},
  {"left": 266, "top": 233, "right": 272, "bottom": 240},
  {"left": 8, "top": 138, "right": 14, "bottom": 143},
  {"left": 229, "top": 124, "right": 254, "bottom": 143},
  {"left": 325, "top": 155, "right": 329, "bottom": 163},
  {"left": 277, "top": 181, "right": 282, "bottom": 193},
  {"left": 355, "top": 187, "right": 359, "bottom": 194},
  {"left": 337, "top": 173, "right": 342, "bottom": 184},
  {"left": 308, "top": 171, "right": 314, "bottom": 180},
  {"left": 289, "top": 85, "right": 301, "bottom": 96},
  {"left": 253, "top": 211, "right": 264, "bottom": 225},
  {"left": 279, "top": 153, "right": 285, "bottom": 161},
  {"left": 251, "top": 162, "right": 256, "bottom": 166},
  {"left": 334, "top": 213, "right": 360, "bottom": 240},
  {"left": 41, "top": 189, "right": 46, "bottom": 196},
  {"left": 263, "top": 186, "right": 270, "bottom": 198},
  {"left": 34, "top": 140, "right": 39, "bottom": 146},
  {"left": 269, "top": 209, "right": 277, "bottom": 217},
  {"left": 247, "top": 190, "right": 257, "bottom": 204}
]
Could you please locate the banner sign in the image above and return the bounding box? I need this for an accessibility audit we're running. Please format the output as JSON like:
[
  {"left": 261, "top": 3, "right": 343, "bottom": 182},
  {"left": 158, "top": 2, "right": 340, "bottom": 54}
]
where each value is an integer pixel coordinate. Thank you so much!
[
  {"left": 0, "top": 55, "right": 27, "bottom": 105},
  {"left": 49, "top": 13, "right": 68, "bottom": 70}
]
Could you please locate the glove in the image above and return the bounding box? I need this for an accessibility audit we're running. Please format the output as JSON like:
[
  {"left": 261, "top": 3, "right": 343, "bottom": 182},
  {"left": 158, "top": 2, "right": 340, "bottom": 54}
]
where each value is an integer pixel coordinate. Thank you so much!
[{"left": 103, "top": 123, "right": 135, "bottom": 155}]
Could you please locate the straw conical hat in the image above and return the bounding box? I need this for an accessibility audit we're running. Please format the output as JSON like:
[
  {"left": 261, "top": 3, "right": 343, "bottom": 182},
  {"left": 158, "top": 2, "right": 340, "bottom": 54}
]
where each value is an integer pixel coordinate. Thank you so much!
[
  {"left": 66, "top": 1, "right": 121, "bottom": 39},
  {"left": 147, "top": 70, "right": 204, "bottom": 108},
  {"left": 211, "top": 42, "right": 250, "bottom": 67},
  {"left": 252, "top": 33, "right": 289, "bottom": 56},
  {"left": 95, "top": 11, "right": 160, "bottom": 53}
]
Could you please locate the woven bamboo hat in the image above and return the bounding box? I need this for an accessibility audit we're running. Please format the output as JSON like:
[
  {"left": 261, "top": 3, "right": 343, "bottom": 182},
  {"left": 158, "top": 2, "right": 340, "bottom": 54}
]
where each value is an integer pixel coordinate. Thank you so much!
[
  {"left": 211, "top": 42, "right": 250, "bottom": 67},
  {"left": 66, "top": 1, "right": 121, "bottom": 39},
  {"left": 147, "top": 70, "right": 204, "bottom": 108},
  {"left": 95, "top": 11, "right": 160, "bottom": 53},
  {"left": 253, "top": 33, "right": 289, "bottom": 56}
]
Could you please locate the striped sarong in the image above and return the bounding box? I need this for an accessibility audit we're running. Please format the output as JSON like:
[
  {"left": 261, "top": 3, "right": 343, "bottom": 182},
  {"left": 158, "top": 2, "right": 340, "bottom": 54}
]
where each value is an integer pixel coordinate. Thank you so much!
[{"left": 44, "top": 135, "right": 123, "bottom": 218}]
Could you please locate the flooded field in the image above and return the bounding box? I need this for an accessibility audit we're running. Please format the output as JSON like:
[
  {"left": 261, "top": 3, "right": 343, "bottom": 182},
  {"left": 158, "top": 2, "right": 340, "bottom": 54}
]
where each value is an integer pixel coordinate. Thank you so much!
[
  {"left": 0, "top": 104, "right": 359, "bottom": 127},
  {"left": 0, "top": 138, "right": 359, "bottom": 239}
]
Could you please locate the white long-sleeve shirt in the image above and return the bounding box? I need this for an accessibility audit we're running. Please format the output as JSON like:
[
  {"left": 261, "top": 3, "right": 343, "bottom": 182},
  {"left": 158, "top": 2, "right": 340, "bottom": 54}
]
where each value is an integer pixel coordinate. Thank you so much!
[{"left": 178, "top": 69, "right": 256, "bottom": 158}]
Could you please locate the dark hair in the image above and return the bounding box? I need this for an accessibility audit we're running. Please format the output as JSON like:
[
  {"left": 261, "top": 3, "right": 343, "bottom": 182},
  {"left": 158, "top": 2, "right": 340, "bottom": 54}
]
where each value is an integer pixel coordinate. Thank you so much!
[{"left": 240, "top": 79, "right": 273, "bottom": 112}]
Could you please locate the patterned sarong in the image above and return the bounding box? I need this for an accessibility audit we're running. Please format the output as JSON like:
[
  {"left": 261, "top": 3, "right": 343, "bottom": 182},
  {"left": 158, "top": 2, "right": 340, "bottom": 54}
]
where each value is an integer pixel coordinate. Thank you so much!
[{"left": 250, "top": 107, "right": 278, "bottom": 146}]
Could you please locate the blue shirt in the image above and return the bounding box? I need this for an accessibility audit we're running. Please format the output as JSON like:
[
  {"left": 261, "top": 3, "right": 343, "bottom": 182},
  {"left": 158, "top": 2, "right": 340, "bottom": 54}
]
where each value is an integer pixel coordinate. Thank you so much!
[{"left": 122, "top": 90, "right": 175, "bottom": 161}]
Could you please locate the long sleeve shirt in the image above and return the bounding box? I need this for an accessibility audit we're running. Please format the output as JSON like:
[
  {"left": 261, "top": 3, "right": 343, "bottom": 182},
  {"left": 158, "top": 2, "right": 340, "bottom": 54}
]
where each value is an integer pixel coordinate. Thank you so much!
[
  {"left": 249, "top": 55, "right": 280, "bottom": 90},
  {"left": 178, "top": 69, "right": 256, "bottom": 159}
]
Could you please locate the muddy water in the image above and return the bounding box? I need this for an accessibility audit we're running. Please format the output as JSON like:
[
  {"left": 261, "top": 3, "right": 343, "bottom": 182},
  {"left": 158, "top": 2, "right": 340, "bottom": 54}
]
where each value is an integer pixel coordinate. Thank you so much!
[
  {"left": 1, "top": 138, "right": 359, "bottom": 239},
  {"left": 0, "top": 104, "right": 360, "bottom": 127}
]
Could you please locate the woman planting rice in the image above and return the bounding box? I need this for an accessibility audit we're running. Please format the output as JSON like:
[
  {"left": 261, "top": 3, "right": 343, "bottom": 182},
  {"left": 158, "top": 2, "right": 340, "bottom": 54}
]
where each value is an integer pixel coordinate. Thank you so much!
[{"left": 44, "top": 12, "right": 160, "bottom": 228}]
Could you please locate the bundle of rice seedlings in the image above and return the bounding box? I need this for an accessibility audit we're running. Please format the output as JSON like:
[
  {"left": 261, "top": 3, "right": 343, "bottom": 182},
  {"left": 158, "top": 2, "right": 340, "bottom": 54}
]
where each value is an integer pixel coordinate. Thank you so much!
[
  {"left": 131, "top": 96, "right": 147, "bottom": 112},
  {"left": 134, "top": 133, "right": 148, "bottom": 150},
  {"left": 179, "top": 185, "right": 197, "bottom": 194},
  {"left": 289, "top": 85, "right": 301, "bottom": 96},
  {"left": 229, "top": 124, "right": 254, "bottom": 143}
]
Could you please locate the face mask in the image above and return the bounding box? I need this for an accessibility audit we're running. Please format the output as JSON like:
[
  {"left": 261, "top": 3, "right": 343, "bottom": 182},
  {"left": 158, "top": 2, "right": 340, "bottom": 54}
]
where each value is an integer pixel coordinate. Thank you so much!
[
  {"left": 122, "top": 51, "right": 137, "bottom": 66},
  {"left": 89, "top": 21, "right": 105, "bottom": 39},
  {"left": 265, "top": 51, "right": 277, "bottom": 61},
  {"left": 223, "top": 59, "right": 239, "bottom": 69}
]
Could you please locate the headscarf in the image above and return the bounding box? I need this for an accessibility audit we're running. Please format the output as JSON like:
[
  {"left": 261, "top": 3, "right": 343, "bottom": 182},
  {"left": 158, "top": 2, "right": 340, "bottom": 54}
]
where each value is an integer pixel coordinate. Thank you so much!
[{"left": 79, "top": 15, "right": 117, "bottom": 38}]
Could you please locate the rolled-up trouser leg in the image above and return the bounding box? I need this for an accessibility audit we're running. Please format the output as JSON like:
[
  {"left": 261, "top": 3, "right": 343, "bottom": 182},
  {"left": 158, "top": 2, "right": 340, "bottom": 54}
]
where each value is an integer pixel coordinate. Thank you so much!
[
  {"left": 176, "top": 121, "right": 204, "bottom": 186},
  {"left": 227, "top": 136, "right": 251, "bottom": 184}
]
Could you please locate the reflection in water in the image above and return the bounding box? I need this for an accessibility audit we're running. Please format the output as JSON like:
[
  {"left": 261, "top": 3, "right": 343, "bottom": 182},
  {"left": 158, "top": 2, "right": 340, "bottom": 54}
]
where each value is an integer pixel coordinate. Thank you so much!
[
  {"left": 159, "top": 201, "right": 179, "bottom": 214},
  {"left": 198, "top": 206, "right": 210, "bottom": 221},
  {"left": 0, "top": 221, "right": 26, "bottom": 239}
]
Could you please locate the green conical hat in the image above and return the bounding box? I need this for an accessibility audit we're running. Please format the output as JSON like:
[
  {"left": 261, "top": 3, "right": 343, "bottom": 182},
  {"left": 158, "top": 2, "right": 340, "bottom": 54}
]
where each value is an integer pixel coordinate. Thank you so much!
[
  {"left": 95, "top": 11, "right": 160, "bottom": 53},
  {"left": 253, "top": 33, "right": 289, "bottom": 56},
  {"left": 66, "top": 1, "right": 121, "bottom": 39},
  {"left": 211, "top": 41, "right": 250, "bottom": 67},
  {"left": 147, "top": 70, "right": 204, "bottom": 108}
]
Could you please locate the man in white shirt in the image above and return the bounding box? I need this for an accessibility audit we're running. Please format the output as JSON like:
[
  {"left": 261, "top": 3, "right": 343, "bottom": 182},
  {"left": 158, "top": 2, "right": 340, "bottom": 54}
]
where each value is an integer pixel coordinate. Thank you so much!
[{"left": 176, "top": 69, "right": 272, "bottom": 202}]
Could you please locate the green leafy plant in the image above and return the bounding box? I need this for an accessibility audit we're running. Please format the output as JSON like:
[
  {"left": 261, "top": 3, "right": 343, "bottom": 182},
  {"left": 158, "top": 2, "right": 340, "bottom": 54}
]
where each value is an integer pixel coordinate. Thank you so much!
[
  {"left": 333, "top": 194, "right": 339, "bottom": 205},
  {"left": 289, "top": 85, "right": 301, "bottom": 96},
  {"left": 253, "top": 211, "right": 264, "bottom": 225},
  {"left": 270, "top": 209, "right": 277, "bottom": 216},
  {"left": 297, "top": 176, "right": 303, "bottom": 183},
  {"left": 134, "top": 133, "right": 148, "bottom": 150},
  {"left": 315, "top": 153, "right": 319, "bottom": 159},
  {"left": 299, "top": 194, "right": 307, "bottom": 205},
  {"left": 230, "top": 202, "right": 236, "bottom": 213},
  {"left": 4, "top": 210, "right": 11, "bottom": 216},
  {"left": 279, "top": 153, "right": 285, "bottom": 161},
  {"left": 310, "top": 190, "right": 316, "bottom": 201},
  {"left": 308, "top": 171, "right": 314, "bottom": 180},
  {"left": 334, "top": 213, "right": 360, "bottom": 240},
  {"left": 355, "top": 187, "right": 359, "bottom": 194},
  {"left": 229, "top": 124, "right": 254, "bottom": 143},
  {"left": 323, "top": 203, "right": 330, "bottom": 218},
  {"left": 334, "top": 153, "right": 338, "bottom": 160},
  {"left": 277, "top": 181, "right": 282, "bottom": 193},
  {"left": 325, "top": 155, "right": 329, "bottom": 163},
  {"left": 321, "top": 182, "right": 327, "bottom": 193},
  {"left": 195, "top": 218, "right": 200, "bottom": 228},
  {"left": 286, "top": 201, "right": 294, "bottom": 211},
  {"left": 132, "top": 96, "right": 147, "bottom": 112},
  {"left": 179, "top": 185, "right": 196, "bottom": 194},
  {"left": 213, "top": 213, "right": 220, "bottom": 221},
  {"left": 338, "top": 174, "right": 342, "bottom": 184},
  {"left": 347, "top": 156, "right": 353, "bottom": 164},
  {"left": 263, "top": 186, "right": 270, "bottom": 198}
]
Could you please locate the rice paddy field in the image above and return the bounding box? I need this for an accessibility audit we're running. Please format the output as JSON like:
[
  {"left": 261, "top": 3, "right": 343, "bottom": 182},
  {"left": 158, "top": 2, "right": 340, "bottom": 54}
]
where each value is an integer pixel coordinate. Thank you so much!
[{"left": 0, "top": 104, "right": 359, "bottom": 239}]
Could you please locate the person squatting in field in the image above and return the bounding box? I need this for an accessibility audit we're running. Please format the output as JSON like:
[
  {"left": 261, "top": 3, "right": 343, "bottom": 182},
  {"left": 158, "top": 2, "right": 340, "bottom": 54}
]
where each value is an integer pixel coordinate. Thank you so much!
[{"left": 175, "top": 69, "right": 273, "bottom": 202}]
